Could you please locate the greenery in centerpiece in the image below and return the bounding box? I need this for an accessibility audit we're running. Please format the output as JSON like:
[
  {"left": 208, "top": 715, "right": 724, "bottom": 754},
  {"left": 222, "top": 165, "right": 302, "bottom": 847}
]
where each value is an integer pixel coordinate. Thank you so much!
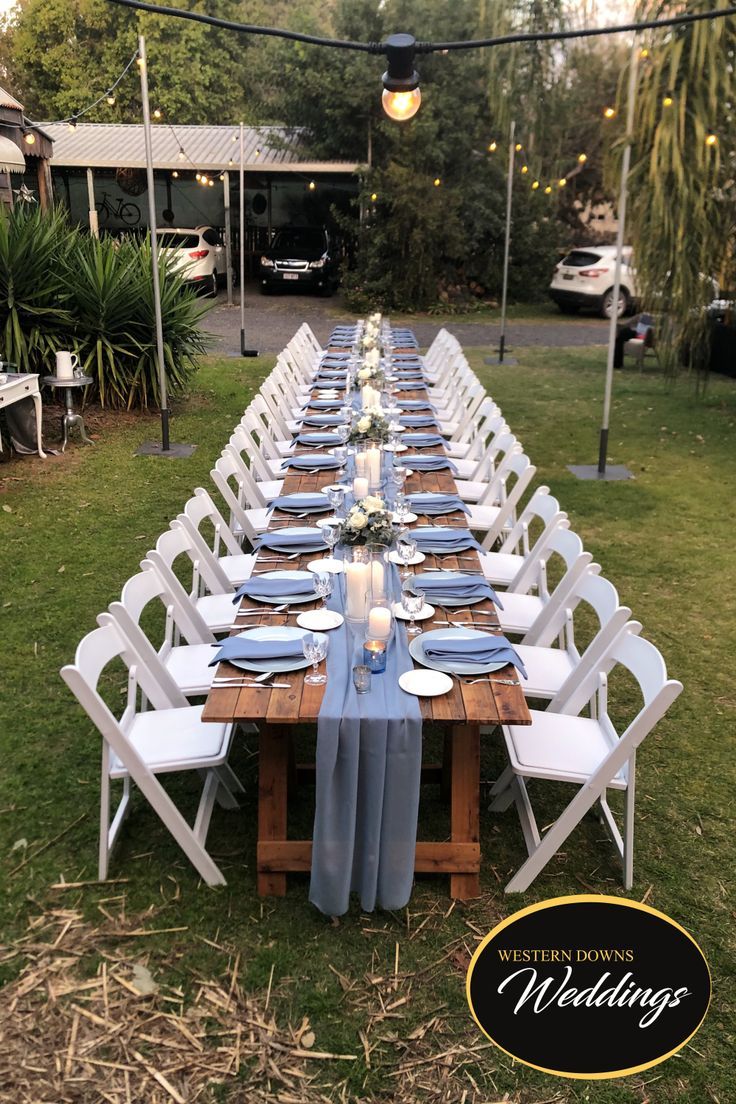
[
  {"left": 341, "top": 495, "right": 395, "bottom": 546},
  {"left": 348, "top": 411, "right": 389, "bottom": 443}
]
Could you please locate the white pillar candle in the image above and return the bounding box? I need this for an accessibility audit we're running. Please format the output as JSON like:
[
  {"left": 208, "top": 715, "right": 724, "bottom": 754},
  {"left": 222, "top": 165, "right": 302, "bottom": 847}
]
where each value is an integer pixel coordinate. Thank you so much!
[
  {"left": 370, "top": 559, "right": 386, "bottom": 601},
  {"left": 353, "top": 476, "right": 369, "bottom": 500},
  {"left": 367, "top": 447, "right": 381, "bottom": 488},
  {"left": 361, "top": 385, "right": 372, "bottom": 410},
  {"left": 368, "top": 605, "right": 392, "bottom": 639},
  {"left": 355, "top": 452, "right": 368, "bottom": 478},
  {"left": 346, "top": 561, "right": 369, "bottom": 619}
]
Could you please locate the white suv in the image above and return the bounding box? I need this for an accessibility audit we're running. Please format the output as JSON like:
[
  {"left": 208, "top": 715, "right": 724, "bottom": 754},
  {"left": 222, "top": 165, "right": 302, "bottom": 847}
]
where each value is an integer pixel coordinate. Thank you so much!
[
  {"left": 156, "top": 226, "right": 229, "bottom": 297},
  {"left": 549, "top": 245, "right": 638, "bottom": 318}
]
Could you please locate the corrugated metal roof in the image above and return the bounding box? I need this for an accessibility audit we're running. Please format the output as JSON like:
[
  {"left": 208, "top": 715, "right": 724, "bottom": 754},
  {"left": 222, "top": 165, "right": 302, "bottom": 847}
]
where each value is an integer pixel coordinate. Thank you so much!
[
  {"left": 0, "top": 85, "right": 24, "bottom": 112},
  {"left": 41, "top": 123, "right": 360, "bottom": 173}
]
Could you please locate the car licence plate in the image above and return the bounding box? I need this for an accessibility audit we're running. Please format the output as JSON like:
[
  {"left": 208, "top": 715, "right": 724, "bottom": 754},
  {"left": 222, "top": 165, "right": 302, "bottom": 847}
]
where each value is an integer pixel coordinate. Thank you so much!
[
  {"left": 283, "top": 273, "right": 299, "bottom": 280},
  {"left": 563, "top": 273, "right": 574, "bottom": 280}
]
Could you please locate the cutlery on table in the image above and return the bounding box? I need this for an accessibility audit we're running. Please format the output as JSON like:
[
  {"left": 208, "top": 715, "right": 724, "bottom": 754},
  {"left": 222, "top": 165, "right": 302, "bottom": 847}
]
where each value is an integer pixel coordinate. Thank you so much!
[
  {"left": 449, "top": 673, "right": 519, "bottom": 686},
  {"left": 256, "top": 553, "right": 302, "bottom": 561},
  {"left": 211, "top": 679, "right": 292, "bottom": 689},
  {"left": 236, "top": 604, "right": 288, "bottom": 615}
]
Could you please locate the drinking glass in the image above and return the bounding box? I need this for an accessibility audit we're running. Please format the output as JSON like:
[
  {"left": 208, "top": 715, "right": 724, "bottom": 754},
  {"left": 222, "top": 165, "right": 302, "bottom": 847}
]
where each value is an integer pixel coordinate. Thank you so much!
[
  {"left": 393, "top": 492, "right": 410, "bottom": 524},
  {"left": 302, "top": 632, "right": 329, "bottom": 684},
  {"left": 337, "top": 422, "right": 350, "bottom": 445},
  {"left": 333, "top": 446, "right": 348, "bottom": 478},
  {"left": 313, "top": 571, "right": 333, "bottom": 609},
  {"left": 401, "top": 586, "right": 425, "bottom": 635},
  {"left": 320, "top": 519, "right": 342, "bottom": 554},
  {"left": 326, "top": 485, "right": 345, "bottom": 515},
  {"left": 352, "top": 665, "right": 371, "bottom": 693},
  {"left": 391, "top": 464, "right": 408, "bottom": 490},
  {"left": 396, "top": 537, "right": 418, "bottom": 578}
]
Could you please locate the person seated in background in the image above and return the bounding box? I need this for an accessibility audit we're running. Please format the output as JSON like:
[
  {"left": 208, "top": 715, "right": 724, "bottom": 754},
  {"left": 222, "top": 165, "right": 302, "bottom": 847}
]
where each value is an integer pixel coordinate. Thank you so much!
[{"left": 614, "top": 312, "right": 655, "bottom": 368}]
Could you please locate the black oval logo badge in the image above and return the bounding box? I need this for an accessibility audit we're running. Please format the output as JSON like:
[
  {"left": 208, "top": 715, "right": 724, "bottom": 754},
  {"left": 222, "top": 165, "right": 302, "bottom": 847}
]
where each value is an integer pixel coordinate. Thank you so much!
[{"left": 467, "top": 895, "right": 710, "bottom": 1079}]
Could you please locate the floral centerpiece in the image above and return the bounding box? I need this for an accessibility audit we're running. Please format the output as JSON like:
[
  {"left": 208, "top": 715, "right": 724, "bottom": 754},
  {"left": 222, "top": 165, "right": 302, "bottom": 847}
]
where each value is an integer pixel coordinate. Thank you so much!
[
  {"left": 354, "top": 348, "right": 383, "bottom": 388},
  {"left": 341, "top": 495, "right": 395, "bottom": 546},
  {"left": 361, "top": 314, "right": 381, "bottom": 353},
  {"left": 348, "top": 410, "right": 389, "bottom": 443}
]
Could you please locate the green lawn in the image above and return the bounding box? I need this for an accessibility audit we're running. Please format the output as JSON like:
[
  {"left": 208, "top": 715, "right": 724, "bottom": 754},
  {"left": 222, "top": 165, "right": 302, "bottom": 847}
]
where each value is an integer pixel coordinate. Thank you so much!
[{"left": 1, "top": 348, "right": 734, "bottom": 1102}]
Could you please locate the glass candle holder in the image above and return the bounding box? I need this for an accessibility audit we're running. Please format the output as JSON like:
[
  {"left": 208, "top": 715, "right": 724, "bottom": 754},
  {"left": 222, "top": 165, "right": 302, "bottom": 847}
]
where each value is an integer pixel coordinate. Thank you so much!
[
  {"left": 352, "top": 664, "right": 371, "bottom": 693},
  {"left": 363, "top": 639, "right": 387, "bottom": 673}
]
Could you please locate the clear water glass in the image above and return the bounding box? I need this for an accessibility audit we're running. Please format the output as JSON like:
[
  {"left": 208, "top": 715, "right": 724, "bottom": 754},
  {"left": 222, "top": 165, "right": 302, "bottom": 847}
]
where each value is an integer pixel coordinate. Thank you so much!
[
  {"left": 397, "top": 537, "right": 418, "bottom": 578},
  {"left": 326, "top": 485, "right": 345, "bottom": 514},
  {"left": 394, "top": 493, "right": 409, "bottom": 524},
  {"left": 313, "top": 571, "right": 333, "bottom": 609},
  {"left": 337, "top": 423, "right": 350, "bottom": 445},
  {"left": 333, "top": 446, "right": 347, "bottom": 478},
  {"left": 303, "top": 632, "right": 329, "bottom": 684},
  {"left": 391, "top": 465, "right": 408, "bottom": 490},
  {"left": 401, "top": 586, "right": 425, "bottom": 635},
  {"left": 320, "top": 519, "right": 342, "bottom": 552}
]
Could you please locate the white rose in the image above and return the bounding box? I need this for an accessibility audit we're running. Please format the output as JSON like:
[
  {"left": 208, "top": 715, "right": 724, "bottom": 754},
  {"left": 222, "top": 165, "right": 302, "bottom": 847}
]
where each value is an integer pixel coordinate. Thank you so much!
[
  {"left": 362, "top": 495, "right": 384, "bottom": 513},
  {"left": 366, "top": 349, "right": 380, "bottom": 368},
  {"left": 363, "top": 336, "right": 376, "bottom": 351},
  {"left": 357, "top": 367, "right": 371, "bottom": 380},
  {"left": 357, "top": 416, "right": 371, "bottom": 433},
  {"left": 350, "top": 511, "right": 368, "bottom": 530}
]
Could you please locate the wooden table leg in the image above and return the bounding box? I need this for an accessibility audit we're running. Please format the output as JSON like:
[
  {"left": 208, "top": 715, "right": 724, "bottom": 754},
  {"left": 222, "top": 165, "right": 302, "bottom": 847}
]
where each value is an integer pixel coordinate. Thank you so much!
[
  {"left": 450, "top": 724, "right": 480, "bottom": 899},
  {"left": 258, "top": 725, "right": 289, "bottom": 896}
]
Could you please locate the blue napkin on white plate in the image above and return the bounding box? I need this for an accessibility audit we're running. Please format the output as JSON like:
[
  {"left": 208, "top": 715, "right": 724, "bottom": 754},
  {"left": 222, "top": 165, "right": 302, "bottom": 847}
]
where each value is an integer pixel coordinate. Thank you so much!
[
  {"left": 256, "top": 529, "right": 328, "bottom": 552},
  {"left": 268, "top": 493, "right": 331, "bottom": 513},
  {"left": 397, "top": 399, "right": 435, "bottom": 411},
  {"left": 403, "top": 454, "right": 458, "bottom": 473},
  {"left": 235, "top": 574, "right": 316, "bottom": 601},
  {"left": 421, "top": 633, "right": 526, "bottom": 677},
  {"left": 401, "top": 432, "right": 445, "bottom": 447},
  {"left": 394, "top": 381, "right": 427, "bottom": 391},
  {"left": 408, "top": 492, "right": 470, "bottom": 516},
  {"left": 292, "top": 432, "right": 341, "bottom": 447},
  {"left": 412, "top": 527, "right": 483, "bottom": 553},
  {"left": 209, "top": 632, "right": 306, "bottom": 667},
  {"left": 302, "top": 414, "right": 345, "bottom": 427},
  {"left": 307, "top": 398, "right": 345, "bottom": 410},
  {"left": 398, "top": 415, "right": 436, "bottom": 428},
  {"left": 313, "top": 379, "right": 347, "bottom": 390},
  {"left": 282, "top": 454, "right": 340, "bottom": 471},
  {"left": 411, "top": 572, "right": 503, "bottom": 606},
  {"left": 315, "top": 370, "right": 347, "bottom": 379}
]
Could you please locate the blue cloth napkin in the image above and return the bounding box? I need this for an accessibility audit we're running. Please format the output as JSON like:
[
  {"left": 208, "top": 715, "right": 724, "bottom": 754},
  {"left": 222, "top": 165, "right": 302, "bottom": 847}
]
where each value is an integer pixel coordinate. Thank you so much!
[
  {"left": 399, "top": 415, "right": 437, "bottom": 428},
  {"left": 234, "top": 573, "right": 316, "bottom": 601},
  {"left": 403, "top": 454, "right": 458, "bottom": 473},
  {"left": 316, "top": 370, "right": 347, "bottom": 379},
  {"left": 411, "top": 571, "right": 503, "bottom": 607},
  {"left": 394, "top": 382, "right": 427, "bottom": 391},
  {"left": 282, "top": 454, "right": 340, "bottom": 471},
  {"left": 308, "top": 398, "right": 345, "bottom": 410},
  {"left": 407, "top": 492, "right": 470, "bottom": 516},
  {"left": 401, "top": 432, "right": 445, "bottom": 447},
  {"left": 412, "top": 527, "right": 483, "bottom": 553},
  {"left": 398, "top": 399, "right": 435, "bottom": 411},
  {"left": 256, "top": 528, "right": 328, "bottom": 552},
  {"left": 302, "top": 414, "right": 345, "bottom": 427},
  {"left": 293, "top": 432, "right": 342, "bottom": 447},
  {"left": 209, "top": 632, "right": 306, "bottom": 667},
  {"left": 268, "top": 493, "right": 331, "bottom": 513},
  {"left": 321, "top": 353, "right": 350, "bottom": 362},
  {"left": 313, "top": 378, "right": 347, "bottom": 389},
  {"left": 421, "top": 633, "right": 527, "bottom": 677}
]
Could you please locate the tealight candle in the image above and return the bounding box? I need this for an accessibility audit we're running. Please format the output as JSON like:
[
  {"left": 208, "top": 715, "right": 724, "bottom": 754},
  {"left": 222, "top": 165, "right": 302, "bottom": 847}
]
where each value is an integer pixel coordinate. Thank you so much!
[
  {"left": 367, "top": 605, "right": 391, "bottom": 639},
  {"left": 363, "top": 639, "right": 387, "bottom": 673},
  {"left": 353, "top": 476, "right": 369, "bottom": 500}
]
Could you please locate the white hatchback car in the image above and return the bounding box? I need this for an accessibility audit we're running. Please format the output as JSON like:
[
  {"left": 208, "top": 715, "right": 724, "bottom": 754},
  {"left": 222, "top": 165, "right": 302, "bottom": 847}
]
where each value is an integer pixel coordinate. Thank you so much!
[
  {"left": 549, "top": 245, "right": 639, "bottom": 318},
  {"left": 156, "top": 226, "right": 229, "bottom": 297}
]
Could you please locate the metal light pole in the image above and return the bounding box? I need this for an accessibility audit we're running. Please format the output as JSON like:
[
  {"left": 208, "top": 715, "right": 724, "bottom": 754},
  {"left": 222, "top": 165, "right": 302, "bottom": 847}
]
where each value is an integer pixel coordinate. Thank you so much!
[
  {"left": 569, "top": 42, "right": 638, "bottom": 482},
  {"left": 239, "top": 121, "right": 258, "bottom": 357},
  {"left": 486, "top": 119, "right": 517, "bottom": 366},
  {"left": 136, "top": 34, "right": 194, "bottom": 457}
]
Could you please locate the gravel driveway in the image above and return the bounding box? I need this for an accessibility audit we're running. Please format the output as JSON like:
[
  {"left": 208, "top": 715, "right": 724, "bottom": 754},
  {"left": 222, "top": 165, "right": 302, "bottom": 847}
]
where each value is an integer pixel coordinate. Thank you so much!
[{"left": 203, "top": 285, "right": 610, "bottom": 355}]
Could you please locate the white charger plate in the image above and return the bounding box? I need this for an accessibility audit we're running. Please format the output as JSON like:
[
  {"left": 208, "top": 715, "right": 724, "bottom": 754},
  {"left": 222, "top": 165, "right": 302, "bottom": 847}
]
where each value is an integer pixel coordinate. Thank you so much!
[
  {"left": 399, "top": 669, "right": 453, "bottom": 697},
  {"left": 296, "top": 609, "right": 344, "bottom": 630},
  {"left": 392, "top": 601, "right": 435, "bottom": 622},
  {"left": 387, "top": 549, "right": 425, "bottom": 566},
  {"left": 227, "top": 626, "right": 312, "bottom": 673},
  {"left": 392, "top": 511, "right": 418, "bottom": 524},
  {"left": 307, "top": 557, "right": 345, "bottom": 574},
  {"left": 408, "top": 627, "right": 508, "bottom": 675},
  {"left": 384, "top": 444, "right": 408, "bottom": 453}
]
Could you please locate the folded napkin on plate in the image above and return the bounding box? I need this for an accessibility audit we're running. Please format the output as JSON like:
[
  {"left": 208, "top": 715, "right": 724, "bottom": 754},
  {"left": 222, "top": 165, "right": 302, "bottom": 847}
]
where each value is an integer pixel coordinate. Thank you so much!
[
  {"left": 412, "top": 527, "right": 483, "bottom": 553},
  {"left": 292, "top": 431, "right": 341, "bottom": 447},
  {"left": 234, "top": 574, "right": 316, "bottom": 601},
  {"left": 268, "top": 493, "right": 331, "bottom": 513},
  {"left": 209, "top": 632, "right": 306, "bottom": 667},
  {"left": 315, "top": 370, "right": 347, "bottom": 379},
  {"left": 411, "top": 572, "right": 503, "bottom": 607},
  {"left": 302, "top": 414, "right": 345, "bottom": 427},
  {"left": 281, "top": 454, "right": 340, "bottom": 470},
  {"left": 399, "top": 415, "right": 437, "bottom": 428},
  {"left": 398, "top": 399, "right": 436, "bottom": 411},
  {"left": 401, "top": 432, "right": 445, "bottom": 447},
  {"left": 321, "top": 353, "right": 350, "bottom": 361},
  {"left": 307, "top": 398, "right": 344, "bottom": 410},
  {"left": 256, "top": 529, "right": 327, "bottom": 551},
  {"left": 407, "top": 493, "right": 470, "bottom": 516},
  {"left": 394, "top": 381, "right": 427, "bottom": 391},
  {"left": 403, "top": 454, "right": 458, "bottom": 473},
  {"left": 313, "top": 378, "right": 347, "bottom": 389},
  {"left": 422, "top": 633, "right": 526, "bottom": 677}
]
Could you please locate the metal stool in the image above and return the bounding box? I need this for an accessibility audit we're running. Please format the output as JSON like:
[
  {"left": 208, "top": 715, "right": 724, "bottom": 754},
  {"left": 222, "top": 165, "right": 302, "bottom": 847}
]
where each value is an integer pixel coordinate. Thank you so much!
[{"left": 43, "top": 375, "right": 95, "bottom": 451}]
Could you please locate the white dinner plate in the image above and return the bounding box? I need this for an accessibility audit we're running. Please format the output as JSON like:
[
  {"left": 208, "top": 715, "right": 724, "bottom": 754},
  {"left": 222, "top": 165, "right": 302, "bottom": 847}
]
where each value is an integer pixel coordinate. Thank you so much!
[
  {"left": 384, "top": 444, "right": 408, "bottom": 453},
  {"left": 259, "top": 526, "right": 328, "bottom": 554},
  {"left": 399, "top": 670, "right": 453, "bottom": 697},
  {"left": 408, "top": 627, "right": 508, "bottom": 675},
  {"left": 273, "top": 492, "right": 332, "bottom": 514},
  {"left": 387, "top": 549, "right": 425, "bottom": 566},
  {"left": 392, "top": 601, "right": 435, "bottom": 622},
  {"left": 227, "top": 626, "right": 312, "bottom": 673},
  {"left": 296, "top": 609, "right": 344, "bottom": 630},
  {"left": 320, "top": 483, "right": 352, "bottom": 495},
  {"left": 307, "top": 557, "right": 345, "bottom": 574},
  {"left": 392, "top": 511, "right": 418, "bottom": 524},
  {"left": 240, "top": 570, "right": 316, "bottom": 605}
]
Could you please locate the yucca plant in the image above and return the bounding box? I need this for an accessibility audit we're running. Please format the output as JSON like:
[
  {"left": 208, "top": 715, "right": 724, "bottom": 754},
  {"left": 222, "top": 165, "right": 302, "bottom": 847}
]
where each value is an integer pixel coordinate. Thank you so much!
[{"left": 0, "top": 205, "right": 76, "bottom": 370}]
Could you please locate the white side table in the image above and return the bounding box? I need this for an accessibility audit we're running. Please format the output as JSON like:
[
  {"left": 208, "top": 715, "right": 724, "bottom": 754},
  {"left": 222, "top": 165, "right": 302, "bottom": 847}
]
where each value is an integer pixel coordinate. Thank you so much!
[
  {"left": 0, "top": 370, "right": 47, "bottom": 458},
  {"left": 42, "top": 375, "right": 95, "bottom": 452}
]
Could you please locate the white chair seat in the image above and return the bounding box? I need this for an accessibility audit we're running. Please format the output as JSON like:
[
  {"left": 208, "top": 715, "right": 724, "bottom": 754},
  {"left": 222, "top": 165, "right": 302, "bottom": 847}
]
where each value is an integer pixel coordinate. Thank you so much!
[
  {"left": 513, "top": 644, "right": 575, "bottom": 699},
  {"left": 259, "top": 479, "right": 284, "bottom": 499},
  {"left": 505, "top": 710, "right": 627, "bottom": 789},
  {"left": 110, "top": 705, "right": 230, "bottom": 777},
  {"left": 453, "top": 479, "right": 487, "bottom": 502},
  {"left": 164, "top": 644, "right": 219, "bottom": 694},
  {"left": 453, "top": 456, "right": 485, "bottom": 479},
  {"left": 195, "top": 593, "right": 237, "bottom": 632},
  {"left": 478, "top": 550, "right": 524, "bottom": 585},
  {"left": 219, "top": 553, "right": 257, "bottom": 585},
  {"left": 466, "top": 503, "right": 501, "bottom": 531},
  {"left": 496, "top": 592, "right": 545, "bottom": 634}
]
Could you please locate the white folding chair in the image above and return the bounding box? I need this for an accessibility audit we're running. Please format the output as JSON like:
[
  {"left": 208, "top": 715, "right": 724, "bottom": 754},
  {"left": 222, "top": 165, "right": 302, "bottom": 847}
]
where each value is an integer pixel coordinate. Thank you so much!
[
  {"left": 179, "top": 488, "right": 258, "bottom": 584},
  {"left": 478, "top": 487, "right": 568, "bottom": 588},
  {"left": 466, "top": 451, "right": 537, "bottom": 545},
  {"left": 61, "top": 619, "right": 243, "bottom": 885},
  {"left": 145, "top": 527, "right": 237, "bottom": 634},
  {"left": 454, "top": 431, "right": 520, "bottom": 503},
  {"left": 495, "top": 529, "right": 596, "bottom": 639},
  {"left": 489, "top": 630, "right": 683, "bottom": 892}
]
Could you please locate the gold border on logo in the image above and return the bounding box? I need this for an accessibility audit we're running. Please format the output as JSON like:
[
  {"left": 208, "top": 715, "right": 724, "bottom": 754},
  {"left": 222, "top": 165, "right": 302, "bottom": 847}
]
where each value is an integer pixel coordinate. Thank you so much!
[{"left": 465, "top": 894, "right": 712, "bottom": 1080}]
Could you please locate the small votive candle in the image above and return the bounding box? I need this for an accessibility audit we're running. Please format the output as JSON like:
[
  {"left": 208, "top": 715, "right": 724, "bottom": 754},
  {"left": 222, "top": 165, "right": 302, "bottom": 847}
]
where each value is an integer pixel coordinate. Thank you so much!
[
  {"left": 352, "top": 664, "right": 371, "bottom": 693},
  {"left": 363, "top": 639, "right": 387, "bottom": 673}
]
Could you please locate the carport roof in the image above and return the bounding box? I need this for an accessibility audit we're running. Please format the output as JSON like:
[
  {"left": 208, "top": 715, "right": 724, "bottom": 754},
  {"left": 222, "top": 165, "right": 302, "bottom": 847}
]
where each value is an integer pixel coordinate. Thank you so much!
[{"left": 42, "top": 122, "right": 362, "bottom": 173}]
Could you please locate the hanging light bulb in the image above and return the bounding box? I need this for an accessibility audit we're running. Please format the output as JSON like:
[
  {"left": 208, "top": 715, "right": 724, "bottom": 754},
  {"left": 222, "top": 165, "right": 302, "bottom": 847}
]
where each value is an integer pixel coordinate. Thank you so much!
[
  {"left": 433, "top": 177, "right": 441, "bottom": 187},
  {"left": 531, "top": 180, "right": 540, "bottom": 190},
  {"left": 136, "top": 56, "right": 144, "bottom": 67},
  {"left": 106, "top": 92, "right": 116, "bottom": 106},
  {"left": 558, "top": 177, "right": 567, "bottom": 187},
  {"left": 578, "top": 153, "right": 587, "bottom": 164},
  {"left": 603, "top": 106, "right": 616, "bottom": 119},
  {"left": 308, "top": 180, "right": 316, "bottom": 191},
  {"left": 662, "top": 92, "right": 674, "bottom": 107},
  {"left": 520, "top": 165, "right": 529, "bottom": 175},
  {"left": 153, "top": 108, "right": 162, "bottom": 120},
  {"left": 178, "top": 148, "right": 186, "bottom": 161},
  {"left": 228, "top": 159, "right": 234, "bottom": 166},
  {"left": 23, "top": 131, "right": 36, "bottom": 145},
  {"left": 544, "top": 185, "right": 553, "bottom": 194},
  {"left": 172, "top": 170, "right": 179, "bottom": 179},
  {"left": 370, "top": 192, "right": 378, "bottom": 202},
  {"left": 219, "top": 174, "right": 225, "bottom": 182},
  {"left": 195, "top": 172, "right": 201, "bottom": 181},
  {"left": 640, "top": 47, "right": 650, "bottom": 59},
  {"left": 705, "top": 133, "right": 718, "bottom": 146},
  {"left": 515, "top": 142, "right": 522, "bottom": 152},
  {"left": 381, "top": 34, "right": 421, "bottom": 121},
  {"left": 488, "top": 141, "right": 497, "bottom": 152},
  {"left": 200, "top": 174, "right": 208, "bottom": 184},
  {"left": 208, "top": 179, "right": 214, "bottom": 187}
]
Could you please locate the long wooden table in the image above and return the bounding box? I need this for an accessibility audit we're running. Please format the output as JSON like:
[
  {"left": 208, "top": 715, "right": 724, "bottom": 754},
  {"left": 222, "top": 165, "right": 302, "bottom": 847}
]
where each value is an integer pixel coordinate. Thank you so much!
[{"left": 202, "top": 347, "right": 531, "bottom": 900}]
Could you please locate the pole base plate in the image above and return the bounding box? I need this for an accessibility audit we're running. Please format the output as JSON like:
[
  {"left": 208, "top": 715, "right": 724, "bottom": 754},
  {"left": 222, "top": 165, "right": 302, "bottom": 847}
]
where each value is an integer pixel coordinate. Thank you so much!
[
  {"left": 484, "top": 355, "right": 517, "bottom": 366},
  {"left": 136, "top": 441, "right": 196, "bottom": 458},
  {"left": 567, "top": 464, "right": 633, "bottom": 481}
]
